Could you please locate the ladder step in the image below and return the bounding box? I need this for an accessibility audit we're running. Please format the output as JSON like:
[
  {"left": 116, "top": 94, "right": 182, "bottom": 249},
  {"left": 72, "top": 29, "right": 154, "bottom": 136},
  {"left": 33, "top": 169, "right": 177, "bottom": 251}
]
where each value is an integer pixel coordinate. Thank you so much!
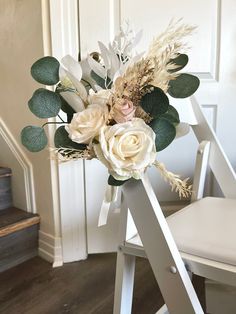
[
  {"left": 0, "top": 207, "right": 40, "bottom": 272},
  {"left": 0, "top": 207, "right": 39, "bottom": 237}
]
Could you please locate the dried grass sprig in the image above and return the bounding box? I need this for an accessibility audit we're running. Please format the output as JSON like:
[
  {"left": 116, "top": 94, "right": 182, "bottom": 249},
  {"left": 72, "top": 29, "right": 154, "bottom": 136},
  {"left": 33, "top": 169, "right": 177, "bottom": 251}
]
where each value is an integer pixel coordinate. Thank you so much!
[
  {"left": 148, "top": 19, "right": 196, "bottom": 59},
  {"left": 154, "top": 161, "right": 192, "bottom": 199},
  {"left": 149, "top": 50, "right": 180, "bottom": 92},
  {"left": 110, "top": 58, "right": 155, "bottom": 107},
  {"left": 111, "top": 20, "right": 196, "bottom": 101},
  {"left": 51, "top": 147, "right": 94, "bottom": 162},
  {"left": 146, "top": 20, "right": 196, "bottom": 92}
]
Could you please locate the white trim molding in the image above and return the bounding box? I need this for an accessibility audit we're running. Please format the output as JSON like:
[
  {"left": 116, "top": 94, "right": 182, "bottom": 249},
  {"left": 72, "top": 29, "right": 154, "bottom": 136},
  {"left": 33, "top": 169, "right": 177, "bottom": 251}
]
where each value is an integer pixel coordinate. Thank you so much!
[
  {"left": 41, "top": 0, "right": 64, "bottom": 264},
  {"left": 46, "top": 0, "right": 87, "bottom": 262},
  {"left": 38, "top": 230, "right": 63, "bottom": 267},
  {"left": 109, "top": 0, "right": 121, "bottom": 41},
  {"left": 192, "top": 0, "right": 221, "bottom": 82},
  {"left": 59, "top": 160, "right": 87, "bottom": 262},
  {"left": 49, "top": 0, "right": 79, "bottom": 60},
  {"left": 0, "top": 118, "right": 36, "bottom": 213}
]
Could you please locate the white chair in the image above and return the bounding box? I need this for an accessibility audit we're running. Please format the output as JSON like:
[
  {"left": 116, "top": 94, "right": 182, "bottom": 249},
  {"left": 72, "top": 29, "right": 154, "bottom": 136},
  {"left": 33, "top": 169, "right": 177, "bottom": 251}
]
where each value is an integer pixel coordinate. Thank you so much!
[{"left": 113, "top": 97, "right": 236, "bottom": 314}]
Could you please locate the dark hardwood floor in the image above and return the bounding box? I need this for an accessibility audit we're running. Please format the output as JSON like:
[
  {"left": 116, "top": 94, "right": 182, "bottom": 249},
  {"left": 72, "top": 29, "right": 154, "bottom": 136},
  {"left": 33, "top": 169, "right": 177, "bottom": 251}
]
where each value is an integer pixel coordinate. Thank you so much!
[{"left": 0, "top": 254, "right": 164, "bottom": 314}]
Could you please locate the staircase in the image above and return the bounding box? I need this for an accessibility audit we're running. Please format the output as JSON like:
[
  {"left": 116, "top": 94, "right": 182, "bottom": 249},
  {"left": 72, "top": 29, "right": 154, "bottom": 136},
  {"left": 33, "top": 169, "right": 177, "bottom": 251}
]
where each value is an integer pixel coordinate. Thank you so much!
[{"left": 0, "top": 167, "right": 40, "bottom": 272}]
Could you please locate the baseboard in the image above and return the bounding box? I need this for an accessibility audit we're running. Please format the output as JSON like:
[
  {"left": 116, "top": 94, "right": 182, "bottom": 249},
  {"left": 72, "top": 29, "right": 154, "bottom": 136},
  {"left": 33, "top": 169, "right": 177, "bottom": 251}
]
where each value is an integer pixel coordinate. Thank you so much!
[
  {"left": 38, "top": 230, "right": 63, "bottom": 267},
  {"left": 38, "top": 202, "right": 187, "bottom": 267}
]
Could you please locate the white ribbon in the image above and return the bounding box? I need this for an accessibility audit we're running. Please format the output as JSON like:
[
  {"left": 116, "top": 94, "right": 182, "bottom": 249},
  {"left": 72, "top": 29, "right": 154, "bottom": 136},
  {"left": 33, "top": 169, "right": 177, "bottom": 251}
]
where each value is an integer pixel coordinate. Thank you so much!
[{"left": 98, "top": 184, "right": 119, "bottom": 226}]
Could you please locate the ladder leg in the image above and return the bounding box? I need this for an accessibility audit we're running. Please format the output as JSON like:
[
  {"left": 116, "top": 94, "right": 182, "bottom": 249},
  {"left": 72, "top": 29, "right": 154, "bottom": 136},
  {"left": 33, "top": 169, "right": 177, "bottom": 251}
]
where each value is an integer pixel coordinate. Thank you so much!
[
  {"left": 156, "top": 304, "right": 169, "bottom": 314},
  {"left": 113, "top": 250, "right": 136, "bottom": 314},
  {"left": 123, "top": 177, "right": 204, "bottom": 314}
]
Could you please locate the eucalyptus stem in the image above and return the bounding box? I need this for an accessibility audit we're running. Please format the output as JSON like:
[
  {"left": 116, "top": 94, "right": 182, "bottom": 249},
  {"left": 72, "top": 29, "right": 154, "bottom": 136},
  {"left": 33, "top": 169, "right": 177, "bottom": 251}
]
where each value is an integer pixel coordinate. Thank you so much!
[
  {"left": 57, "top": 114, "right": 66, "bottom": 123},
  {"left": 81, "top": 78, "right": 92, "bottom": 88},
  {"left": 42, "top": 121, "right": 66, "bottom": 128}
]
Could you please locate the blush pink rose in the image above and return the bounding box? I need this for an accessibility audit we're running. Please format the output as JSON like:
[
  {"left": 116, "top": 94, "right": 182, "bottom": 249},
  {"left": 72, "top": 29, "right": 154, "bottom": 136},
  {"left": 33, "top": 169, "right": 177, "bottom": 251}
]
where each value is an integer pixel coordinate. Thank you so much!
[{"left": 112, "top": 99, "right": 136, "bottom": 123}]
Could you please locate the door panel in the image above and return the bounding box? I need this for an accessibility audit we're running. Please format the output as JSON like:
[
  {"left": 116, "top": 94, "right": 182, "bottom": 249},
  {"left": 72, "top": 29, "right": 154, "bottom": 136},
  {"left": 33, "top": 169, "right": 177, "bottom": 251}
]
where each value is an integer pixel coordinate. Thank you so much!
[{"left": 121, "top": 0, "right": 219, "bottom": 78}]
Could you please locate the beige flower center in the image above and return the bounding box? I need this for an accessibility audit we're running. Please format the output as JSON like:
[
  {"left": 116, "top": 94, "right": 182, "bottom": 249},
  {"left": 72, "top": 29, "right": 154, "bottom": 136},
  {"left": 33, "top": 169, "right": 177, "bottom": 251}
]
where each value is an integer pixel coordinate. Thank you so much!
[{"left": 112, "top": 133, "right": 142, "bottom": 160}]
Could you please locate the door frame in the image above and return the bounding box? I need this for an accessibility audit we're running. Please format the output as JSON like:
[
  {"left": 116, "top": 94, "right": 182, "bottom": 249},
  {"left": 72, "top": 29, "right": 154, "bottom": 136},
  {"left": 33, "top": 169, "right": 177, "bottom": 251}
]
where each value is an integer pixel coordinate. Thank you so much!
[{"left": 47, "top": 0, "right": 87, "bottom": 262}]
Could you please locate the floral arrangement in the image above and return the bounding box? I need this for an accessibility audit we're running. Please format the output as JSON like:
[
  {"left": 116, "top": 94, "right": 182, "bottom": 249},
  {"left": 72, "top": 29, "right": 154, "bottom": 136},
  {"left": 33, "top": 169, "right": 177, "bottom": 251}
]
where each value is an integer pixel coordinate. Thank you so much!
[{"left": 21, "top": 21, "right": 199, "bottom": 198}]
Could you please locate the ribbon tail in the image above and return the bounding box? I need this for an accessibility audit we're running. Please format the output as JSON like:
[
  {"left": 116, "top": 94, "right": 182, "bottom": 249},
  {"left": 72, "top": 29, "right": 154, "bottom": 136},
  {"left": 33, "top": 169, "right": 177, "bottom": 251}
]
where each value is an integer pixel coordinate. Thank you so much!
[
  {"left": 98, "top": 184, "right": 119, "bottom": 227},
  {"left": 98, "top": 201, "right": 111, "bottom": 227}
]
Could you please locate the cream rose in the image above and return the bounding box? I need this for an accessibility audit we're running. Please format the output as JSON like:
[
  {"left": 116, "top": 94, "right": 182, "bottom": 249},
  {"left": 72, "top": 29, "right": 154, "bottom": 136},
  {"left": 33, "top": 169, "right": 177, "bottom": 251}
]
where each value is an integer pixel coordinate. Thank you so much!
[
  {"left": 112, "top": 98, "right": 136, "bottom": 123},
  {"left": 88, "top": 89, "right": 112, "bottom": 106},
  {"left": 65, "top": 104, "right": 108, "bottom": 144},
  {"left": 94, "top": 118, "right": 157, "bottom": 180}
]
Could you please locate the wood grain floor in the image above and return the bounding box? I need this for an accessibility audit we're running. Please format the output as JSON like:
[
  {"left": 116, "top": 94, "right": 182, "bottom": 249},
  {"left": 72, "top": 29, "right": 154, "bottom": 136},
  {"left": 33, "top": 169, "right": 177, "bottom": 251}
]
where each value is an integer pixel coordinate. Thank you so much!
[{"left": 0, "top": 254, "right": 164, "bottom": 314}]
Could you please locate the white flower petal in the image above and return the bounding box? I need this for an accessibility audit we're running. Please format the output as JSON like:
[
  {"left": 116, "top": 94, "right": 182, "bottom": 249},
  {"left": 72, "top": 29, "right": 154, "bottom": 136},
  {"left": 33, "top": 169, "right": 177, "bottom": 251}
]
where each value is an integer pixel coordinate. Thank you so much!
[
  {"left": 108, "top": 43, "right": 121, "bottom": 79},
  {"left": 98, "top": 41, "right": 111, "bottom": 69},
  {"left": 131, "top": 29, "right": 143, "bottom": 49},
  {"left": 94, "top": 118, "right": 157, "bottom": 180},
  {"left": 60, "top": 91, "right": 84, "bottom": 112},
  {"left": 175, "top": 122, "right": 190, "bottom": 138},
  {"left": 88, "top": 89, "right": 111, "bottom": 106},
  {"left": 65, "top": 70, "right": 87, "bottom": 101},
  {"left": 61, "top": 55, "right": 82, "bottom": 81},
  {"left": 87, "top": 55, "right": 107, "bottom": 79},
  {"left": 119, "top": 52, "right": 145, "bottom": 76},
  {"left": 80, "top": 59, "right": 98, "bottom": 90},
  {"left": 59, "top": 66, "right": 67, "bottom": 80},
  {"left": 66, "top": 104, "right": 108, "bottom": 144}
]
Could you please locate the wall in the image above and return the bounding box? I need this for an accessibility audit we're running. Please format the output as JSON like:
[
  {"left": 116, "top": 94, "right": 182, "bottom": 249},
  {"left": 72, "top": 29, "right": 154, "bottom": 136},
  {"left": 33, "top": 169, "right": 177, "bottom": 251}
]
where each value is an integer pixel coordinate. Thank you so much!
[
  {"left": 0, "top": 136, "right": 27, "bottom": 210},
  {"left": 0, "top": 0, "right": 62, "bottom": 264}
]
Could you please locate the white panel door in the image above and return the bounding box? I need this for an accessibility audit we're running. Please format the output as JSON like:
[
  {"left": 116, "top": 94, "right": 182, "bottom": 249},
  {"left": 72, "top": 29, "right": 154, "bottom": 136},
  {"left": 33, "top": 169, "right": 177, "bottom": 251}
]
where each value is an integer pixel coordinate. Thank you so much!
[{"left": 78, "top": 0, "right": 236, "bottom": 253}]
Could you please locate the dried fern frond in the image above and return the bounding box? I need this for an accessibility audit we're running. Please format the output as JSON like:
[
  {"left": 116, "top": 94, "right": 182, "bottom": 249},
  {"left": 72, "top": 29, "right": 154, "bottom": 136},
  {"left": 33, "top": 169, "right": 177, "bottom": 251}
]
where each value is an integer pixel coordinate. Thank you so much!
[
  {"left": 149, "top": 56, "right": 178, "bottom": 92},
  {"left": 148, "top": 19, "right": 196, "bottom": 59},
  {"left": 110, "top": 20, "right": 196, "bottom": 111},
  {"left": 50, "top": 147, "right": 95, "bottom": 162},
  {"left": 146, "top": 20, "right": 196, "bottom": 92},
  {"left": 154, "top": 161, "right": 192, "bottom": 199},
  {"left": 111, "top": 58, "right": 155, "bottom": 106}
]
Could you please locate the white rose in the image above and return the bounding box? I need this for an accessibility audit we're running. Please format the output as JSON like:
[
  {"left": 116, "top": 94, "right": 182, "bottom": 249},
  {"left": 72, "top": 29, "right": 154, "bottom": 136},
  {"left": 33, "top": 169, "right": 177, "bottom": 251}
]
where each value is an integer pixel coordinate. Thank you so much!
[
  {"left": 94, "top": 118, "right": 157, "bottom": 180},
  {"left": 65, "top": 104, "right": 108, "bottom": 144},
  {"left": 88, "top": 89, "right": 112, "bottom": 106}
]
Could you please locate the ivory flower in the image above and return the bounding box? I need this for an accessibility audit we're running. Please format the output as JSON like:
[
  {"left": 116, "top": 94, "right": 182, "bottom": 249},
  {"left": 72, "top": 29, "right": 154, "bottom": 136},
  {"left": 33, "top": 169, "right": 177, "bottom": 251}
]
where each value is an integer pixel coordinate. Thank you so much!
[
  {"left": 94, "top": 118, "right": 156, "bottom": 180},
  {"left": 65, "top": 104, "right": 108, "bottom": 144},
  {"left": 112, "top": 98, "right": 136, "bottom": 123},
  {"left": 88, "top": 89, "right": 112, "bottom": 106}
]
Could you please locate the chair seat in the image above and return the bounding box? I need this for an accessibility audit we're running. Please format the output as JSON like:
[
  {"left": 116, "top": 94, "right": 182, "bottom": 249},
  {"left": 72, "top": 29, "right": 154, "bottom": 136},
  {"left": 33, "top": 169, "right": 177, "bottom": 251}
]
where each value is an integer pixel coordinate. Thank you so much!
[{"left": 126, "top": 197, "right": 236, "bottom": 267}]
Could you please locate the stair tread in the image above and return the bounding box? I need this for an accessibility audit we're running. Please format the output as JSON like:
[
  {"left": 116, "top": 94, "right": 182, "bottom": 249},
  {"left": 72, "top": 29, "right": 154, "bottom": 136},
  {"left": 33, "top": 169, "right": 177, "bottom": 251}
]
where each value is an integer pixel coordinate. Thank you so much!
[{"left": 0, "top": 207, "right": 39, "bottom": 237}]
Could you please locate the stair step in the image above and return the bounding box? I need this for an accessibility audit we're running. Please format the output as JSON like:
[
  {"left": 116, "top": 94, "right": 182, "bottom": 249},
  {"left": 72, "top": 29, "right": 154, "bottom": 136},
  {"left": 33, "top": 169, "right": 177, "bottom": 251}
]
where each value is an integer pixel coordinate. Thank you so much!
[
  {"left": 0, "top": 207, "right": 40, "bottom": 237},
  {"left": 0, "top": 207, "right": 40, "bottom": 273}
]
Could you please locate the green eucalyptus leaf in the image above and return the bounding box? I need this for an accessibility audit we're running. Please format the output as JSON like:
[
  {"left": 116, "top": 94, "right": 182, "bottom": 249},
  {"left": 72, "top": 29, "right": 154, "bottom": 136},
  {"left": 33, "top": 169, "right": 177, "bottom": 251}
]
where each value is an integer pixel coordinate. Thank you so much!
[
  {"left": 28, "top": 88, "right": 61, "bottom": 118},
  {"left": 31, "top": 56, "right": 60, "bottom": 85},
  {"left": 91, "top": 70, "right": 112, "bottom": 89},
  {"left": 21, "top": 126, "right": 47, "bottom": 152},
  {"left": 168, "top": 54, "right": 189, "bottom": 73},
  {"left": 108, "top": 175, "right": 129, "bottom": 186},
  {"left": 141, "top": 87, "right": 169, "bottom": 118},
  {"left": 168, "top": 73, "right": 200, "bottom": 98},
  {"left": 161, "top": 105, "right": 180, "bottom": 125},
  {"left": 149, "top": 118, "right": 176, "bottom": 151},
  {"left": 54, "top": 126, "right": 86, "bottom": 150}
]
